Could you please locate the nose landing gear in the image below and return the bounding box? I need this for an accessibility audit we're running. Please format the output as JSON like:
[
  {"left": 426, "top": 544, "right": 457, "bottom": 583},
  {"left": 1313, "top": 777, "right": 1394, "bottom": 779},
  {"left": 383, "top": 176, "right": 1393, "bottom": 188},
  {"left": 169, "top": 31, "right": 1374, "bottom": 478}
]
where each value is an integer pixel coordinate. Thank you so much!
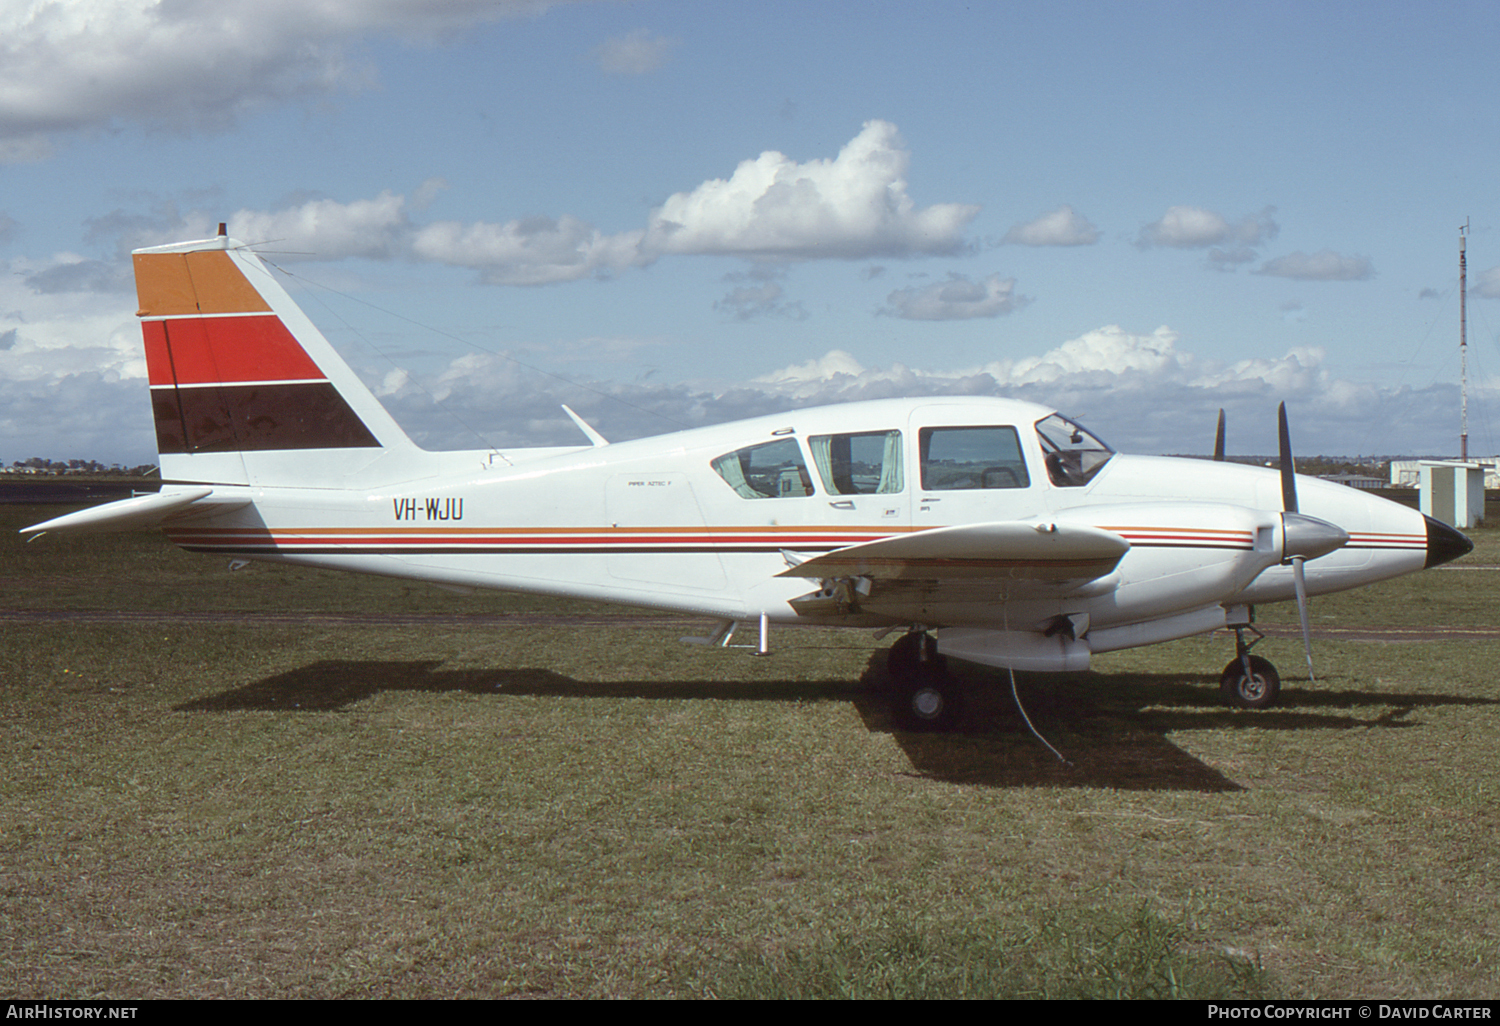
[{"left": 1221, "top": 625, "right": 1282, "bottom": 709}]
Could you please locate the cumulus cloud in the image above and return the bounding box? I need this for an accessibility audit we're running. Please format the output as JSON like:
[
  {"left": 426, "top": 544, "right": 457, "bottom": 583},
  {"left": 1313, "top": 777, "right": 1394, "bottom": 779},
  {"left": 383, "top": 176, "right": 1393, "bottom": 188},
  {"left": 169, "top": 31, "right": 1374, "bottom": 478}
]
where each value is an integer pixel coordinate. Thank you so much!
[
  {"left": 1002, "top": 205, "right": 1099, "bottom": 246},
  {"left": 1138, "top": 205, "right": 1279, "bottom": 250},
  {"left": 714, "top": 280, "right": 808, "bottom": 322},
  {"left": 362, "top": 323, "right": 1467, "bottom": 459},
  {"left": 592, "top": 29, "right": 678, "bottom": 74},
  {"left": 880, "top": 273, "right": 1028, "bottom": 320},
  {"left": 0, "top": 256, "right": 140, "bottom": 370},
  {"left": 753, "top": 350, "right": 868, "bottom": 388},
  {"left": 2, "top": 284, "right": 1481, "bottom": 464},
  {"left": 406, "top": 120, "right": 981, "bottom": 282},
  {"left": 23, "top": 257, "right": 131, "bottom": 294},
  {"left": 0, "top": 252, "right": 150, "bottom": 462},
  {"left": 230, "top": 191, "right": 411, "bottom": 260},
  {"left": 974, "top": 325, "right": 1192, "bottom": 387},
  {"left": 0, "top": 371, "right": 155, "bottom": 465},
  {"left": 75, "top": 121, "right": 981, "bottom": 286},
  {"left": 0, "top": 0, "right": 573, "bottom": 161},
  {"left": 641, "top": 120, "right": 980, "bottom": 261},
  {"left": 1206, "top": 245, "right": 1260, "bottom": 270},
  {"left": 413, "top": 215, "right": 645, "bottom": 285},
  {"left": 1254, "top": 250, "right": 1374, "bottom": 281},
  {"left": 82, "top": 191, "right": 415, "bottom": 263}
]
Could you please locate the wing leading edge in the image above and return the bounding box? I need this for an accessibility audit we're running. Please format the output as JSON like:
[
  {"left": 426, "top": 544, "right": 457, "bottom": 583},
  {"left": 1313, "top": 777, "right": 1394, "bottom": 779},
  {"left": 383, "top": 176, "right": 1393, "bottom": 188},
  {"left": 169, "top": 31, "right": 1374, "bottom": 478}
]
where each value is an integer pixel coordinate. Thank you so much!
[{"left": 776, "top": 521, "right": 1129, "bottom": 582}]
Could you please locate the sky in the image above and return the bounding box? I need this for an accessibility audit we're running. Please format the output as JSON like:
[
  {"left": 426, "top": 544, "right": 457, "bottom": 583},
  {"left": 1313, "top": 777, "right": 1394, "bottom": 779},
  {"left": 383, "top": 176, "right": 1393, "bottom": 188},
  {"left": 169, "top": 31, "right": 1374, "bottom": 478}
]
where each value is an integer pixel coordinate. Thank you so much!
[{"left": 4, "top": 0, "right": 1500, "bottom": 467}]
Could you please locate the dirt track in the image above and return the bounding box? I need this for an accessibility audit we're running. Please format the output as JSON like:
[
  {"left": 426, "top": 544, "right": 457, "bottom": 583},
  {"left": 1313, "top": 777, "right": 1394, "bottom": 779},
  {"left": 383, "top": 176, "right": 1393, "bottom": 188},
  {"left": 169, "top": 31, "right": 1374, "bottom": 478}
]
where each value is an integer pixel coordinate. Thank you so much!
[
  {"left": 0, "top": 609, "right": 709, "bottom": 629},
  {"left": 2, "top": 607, "right": 1496, "bottom": 643}
]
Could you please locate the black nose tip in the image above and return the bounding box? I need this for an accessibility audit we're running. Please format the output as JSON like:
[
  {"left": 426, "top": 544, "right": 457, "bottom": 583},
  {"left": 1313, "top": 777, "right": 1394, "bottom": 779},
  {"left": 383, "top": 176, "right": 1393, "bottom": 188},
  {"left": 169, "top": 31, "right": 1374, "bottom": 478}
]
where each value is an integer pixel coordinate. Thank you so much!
[{"left": 1424, "top": 515, "right": 1474, "bottom": 569}]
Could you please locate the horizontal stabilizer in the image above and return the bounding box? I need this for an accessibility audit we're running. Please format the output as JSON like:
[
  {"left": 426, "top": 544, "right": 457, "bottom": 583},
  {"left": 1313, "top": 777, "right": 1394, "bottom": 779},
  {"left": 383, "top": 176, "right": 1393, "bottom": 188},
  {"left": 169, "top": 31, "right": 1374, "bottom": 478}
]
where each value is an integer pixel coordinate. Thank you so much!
[
  {"left": 776, "top": 521, "right": 1129, "bottom": 582},
  {"left": 21, "top": 487, "right": 221, "bottom": 535}
]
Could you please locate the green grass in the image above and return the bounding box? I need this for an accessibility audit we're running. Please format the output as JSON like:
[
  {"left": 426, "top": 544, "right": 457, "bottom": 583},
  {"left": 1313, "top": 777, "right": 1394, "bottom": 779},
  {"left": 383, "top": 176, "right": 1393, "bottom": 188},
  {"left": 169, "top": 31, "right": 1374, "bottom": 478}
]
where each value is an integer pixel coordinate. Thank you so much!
[{"left": 3, "top": 505, "right": 1500, "bottom": 998}]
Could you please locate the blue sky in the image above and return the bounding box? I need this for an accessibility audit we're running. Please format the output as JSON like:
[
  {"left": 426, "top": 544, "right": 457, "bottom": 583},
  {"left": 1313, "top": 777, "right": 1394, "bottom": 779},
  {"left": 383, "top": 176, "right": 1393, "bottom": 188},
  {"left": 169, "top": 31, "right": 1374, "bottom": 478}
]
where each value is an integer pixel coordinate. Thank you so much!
[{"left": 3, "top": 0, "right": 1499, "bottom": 466}]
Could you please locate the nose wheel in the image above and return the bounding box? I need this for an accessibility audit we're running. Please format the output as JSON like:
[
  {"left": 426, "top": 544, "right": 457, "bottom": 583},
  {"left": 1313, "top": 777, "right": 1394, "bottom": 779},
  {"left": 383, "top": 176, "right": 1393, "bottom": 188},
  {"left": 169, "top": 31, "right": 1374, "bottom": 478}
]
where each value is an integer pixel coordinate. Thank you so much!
[
  {"left": 1221, "top": 625, "right": 1282, "bottom": 709},
  {"left": 1221, "top": 655, "right": 1281, "bottom": 709}
]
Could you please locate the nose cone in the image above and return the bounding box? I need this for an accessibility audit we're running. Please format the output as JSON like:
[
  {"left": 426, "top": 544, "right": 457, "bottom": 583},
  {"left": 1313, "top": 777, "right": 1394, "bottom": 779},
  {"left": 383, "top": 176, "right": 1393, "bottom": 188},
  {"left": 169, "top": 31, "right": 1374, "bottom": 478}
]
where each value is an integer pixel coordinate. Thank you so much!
[
  {"left": 1424, "top": 515, "right": 1474, "bottom": 569},
  {"left": 1282, "top": 511, "right": 1350, "bottom": 562}
]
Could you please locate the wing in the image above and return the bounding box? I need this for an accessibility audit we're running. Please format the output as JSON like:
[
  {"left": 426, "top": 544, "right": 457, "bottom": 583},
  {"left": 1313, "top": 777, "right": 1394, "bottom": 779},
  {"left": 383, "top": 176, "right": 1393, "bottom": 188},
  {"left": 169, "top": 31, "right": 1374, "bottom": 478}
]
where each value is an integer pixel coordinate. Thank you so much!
[
  {"left": 775, "top": 520, "right": 1129, "bottom": 626},
  {"left": 776, "top": 521, "right": 1129, "bottom": 582}
]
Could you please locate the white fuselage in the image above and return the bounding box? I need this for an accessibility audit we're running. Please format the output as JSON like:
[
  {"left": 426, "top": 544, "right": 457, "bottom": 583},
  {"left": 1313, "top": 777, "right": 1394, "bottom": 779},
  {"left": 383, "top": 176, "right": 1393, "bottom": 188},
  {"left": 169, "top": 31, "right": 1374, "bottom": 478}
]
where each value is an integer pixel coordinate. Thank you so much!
[
  {"left": 28, "top": 236, "right": 1460, "bottom": 681},
  {"left": 157, "top": 396, "right": 1432, "bottom": 661}
]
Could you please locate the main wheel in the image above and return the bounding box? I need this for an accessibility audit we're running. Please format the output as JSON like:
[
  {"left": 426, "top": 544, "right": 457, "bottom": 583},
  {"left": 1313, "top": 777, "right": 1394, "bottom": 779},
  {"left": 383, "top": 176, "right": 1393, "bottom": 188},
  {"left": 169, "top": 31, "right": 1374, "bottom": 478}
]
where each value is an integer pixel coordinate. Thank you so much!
[
  {"left": 892, "top": 676, "right": 963, "bottom": 732},
  {"left": 1220, "top": 655, "right": 1281, "bottom": 710},
  {"left": 886, "top": 632, "right": 946, "bottom": 679}
]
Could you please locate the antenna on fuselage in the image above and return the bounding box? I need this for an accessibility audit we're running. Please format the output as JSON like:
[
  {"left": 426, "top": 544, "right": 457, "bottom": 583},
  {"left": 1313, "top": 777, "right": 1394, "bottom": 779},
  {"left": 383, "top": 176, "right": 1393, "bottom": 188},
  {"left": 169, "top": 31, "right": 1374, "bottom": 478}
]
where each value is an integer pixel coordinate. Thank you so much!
[{"left": 562, "top": 405, "right": 609, "bottom": 447}]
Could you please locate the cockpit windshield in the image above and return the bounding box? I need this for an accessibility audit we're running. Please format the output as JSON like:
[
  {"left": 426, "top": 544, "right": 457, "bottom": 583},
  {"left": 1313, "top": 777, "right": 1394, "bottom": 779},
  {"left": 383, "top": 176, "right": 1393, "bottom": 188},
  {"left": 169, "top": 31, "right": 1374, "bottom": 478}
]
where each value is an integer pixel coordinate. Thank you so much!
[{"left": 1035, "top": 414, "right": 1114, "bottom": 487}]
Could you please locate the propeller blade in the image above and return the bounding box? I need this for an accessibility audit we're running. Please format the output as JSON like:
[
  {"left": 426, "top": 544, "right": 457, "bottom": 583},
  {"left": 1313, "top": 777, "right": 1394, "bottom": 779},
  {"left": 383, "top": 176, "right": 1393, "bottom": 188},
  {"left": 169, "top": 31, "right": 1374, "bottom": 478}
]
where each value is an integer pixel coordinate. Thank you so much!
[
  {"left": 1213, "top": 409, "right": 1226, "bottom": 461},
  {"left": 1279, "top": 403, "right": 1321, "bottom": 681},
  {"left": 1278, "top": 401, "right": 1298, "bottom": 514},
  {"left": 1291, "top": 555, "right": 1316, "bottom": 683}
]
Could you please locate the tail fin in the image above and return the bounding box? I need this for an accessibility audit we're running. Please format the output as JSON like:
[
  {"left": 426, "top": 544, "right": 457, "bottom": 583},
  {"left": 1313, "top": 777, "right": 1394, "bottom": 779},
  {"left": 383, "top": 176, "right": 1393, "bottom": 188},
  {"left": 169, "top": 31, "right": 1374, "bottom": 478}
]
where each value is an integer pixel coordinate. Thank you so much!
[{"left": 134, "top": 234, "right": 418, "bottom": 486}]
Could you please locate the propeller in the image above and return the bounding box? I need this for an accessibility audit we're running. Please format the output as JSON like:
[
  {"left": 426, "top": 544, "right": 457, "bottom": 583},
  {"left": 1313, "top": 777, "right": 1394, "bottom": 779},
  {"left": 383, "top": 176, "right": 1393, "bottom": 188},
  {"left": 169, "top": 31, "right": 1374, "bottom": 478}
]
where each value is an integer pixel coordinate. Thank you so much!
[
  {"left": 1276, "top": 402, "right": 1349, "bottom": 682},
  {"left": 1278, "top": 402, "right": 1298, "bottom": 515},
  {"left": 1213, "top": 409, "right": 1226, "bottom": 462}
]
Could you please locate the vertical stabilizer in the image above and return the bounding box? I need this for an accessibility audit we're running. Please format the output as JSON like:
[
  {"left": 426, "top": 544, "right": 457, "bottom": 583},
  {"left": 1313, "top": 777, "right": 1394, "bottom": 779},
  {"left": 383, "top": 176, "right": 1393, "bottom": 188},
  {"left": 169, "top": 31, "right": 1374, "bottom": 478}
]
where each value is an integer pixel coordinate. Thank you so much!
[{"left": 134, "top": 236, "right": 418, "bottom": 486}]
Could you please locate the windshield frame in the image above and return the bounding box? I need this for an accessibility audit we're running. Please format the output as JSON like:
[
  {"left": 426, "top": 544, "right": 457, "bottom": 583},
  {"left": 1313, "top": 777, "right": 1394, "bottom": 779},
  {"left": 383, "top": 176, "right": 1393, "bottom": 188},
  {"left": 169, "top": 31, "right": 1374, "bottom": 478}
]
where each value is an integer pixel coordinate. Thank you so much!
[{"left": 1035, "top": 413, "right": 1114, "bottom": 487}]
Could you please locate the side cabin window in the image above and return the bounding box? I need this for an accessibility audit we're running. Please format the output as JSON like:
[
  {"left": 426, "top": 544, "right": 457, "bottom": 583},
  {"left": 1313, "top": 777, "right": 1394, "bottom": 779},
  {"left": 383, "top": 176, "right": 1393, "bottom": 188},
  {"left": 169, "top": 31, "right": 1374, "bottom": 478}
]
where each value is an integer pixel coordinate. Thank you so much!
[
  {"left": 918, "top": 425, "right": 1030, "bottom": 491},
  {"left": 808, "top": 430, "right": 904, "bottom": 495},
  {"left": 711, "top": 438, "right": 815, "bottom": 499}
]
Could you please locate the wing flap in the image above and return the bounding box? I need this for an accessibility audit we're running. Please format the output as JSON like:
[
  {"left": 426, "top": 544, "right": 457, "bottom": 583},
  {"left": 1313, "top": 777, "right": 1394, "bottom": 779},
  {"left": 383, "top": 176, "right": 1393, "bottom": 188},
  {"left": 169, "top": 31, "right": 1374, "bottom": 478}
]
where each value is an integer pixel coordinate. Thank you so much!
[{"left": 776, "top": 521, "right": 1129, "bottom": 582}]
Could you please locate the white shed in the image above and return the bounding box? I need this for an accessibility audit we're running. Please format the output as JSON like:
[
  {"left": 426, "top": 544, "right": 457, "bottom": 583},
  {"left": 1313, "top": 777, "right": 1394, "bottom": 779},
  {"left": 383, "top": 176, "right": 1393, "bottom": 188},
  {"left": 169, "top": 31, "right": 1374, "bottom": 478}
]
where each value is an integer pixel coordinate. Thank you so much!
[{"left": 1419, "top": 461, "right": 1485, "bottom": 528}]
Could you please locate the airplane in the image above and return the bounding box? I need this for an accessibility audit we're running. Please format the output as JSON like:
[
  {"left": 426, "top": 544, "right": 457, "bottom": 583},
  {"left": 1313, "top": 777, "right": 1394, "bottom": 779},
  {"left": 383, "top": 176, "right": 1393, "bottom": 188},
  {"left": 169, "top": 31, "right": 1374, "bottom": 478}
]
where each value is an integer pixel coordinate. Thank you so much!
[{"left": 23, "top": 230, "right": 1474, "bottom": 730}]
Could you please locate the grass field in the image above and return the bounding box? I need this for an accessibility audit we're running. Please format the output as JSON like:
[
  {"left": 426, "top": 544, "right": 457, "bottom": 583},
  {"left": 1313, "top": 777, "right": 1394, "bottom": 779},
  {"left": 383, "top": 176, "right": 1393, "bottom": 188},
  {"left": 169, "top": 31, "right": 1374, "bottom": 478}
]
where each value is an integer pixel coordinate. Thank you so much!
[{"left": 3, "top": 504, "right": 1498, "bottom": 999}]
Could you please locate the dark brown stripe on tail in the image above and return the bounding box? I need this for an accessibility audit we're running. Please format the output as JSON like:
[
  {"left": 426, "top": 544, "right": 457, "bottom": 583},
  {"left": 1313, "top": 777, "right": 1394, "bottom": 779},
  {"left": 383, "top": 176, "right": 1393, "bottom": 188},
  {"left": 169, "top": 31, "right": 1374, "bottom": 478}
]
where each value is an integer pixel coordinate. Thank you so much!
[{"left": 152, "top": 382, "right": 381, "bottom": 453}]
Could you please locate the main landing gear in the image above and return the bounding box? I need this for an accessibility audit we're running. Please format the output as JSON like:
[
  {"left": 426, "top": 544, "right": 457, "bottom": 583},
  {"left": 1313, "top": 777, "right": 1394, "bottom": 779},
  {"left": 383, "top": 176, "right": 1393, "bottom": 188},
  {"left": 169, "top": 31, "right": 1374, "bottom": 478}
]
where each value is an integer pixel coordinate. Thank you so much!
[
  {"left": 885, "top": 631, "right": 963, "bottom": 731},
  {"left": 884, "top": 621, "right": 1287, "bottom": 726},
  {"left": 1221, "top": 624, "right": 1282, "bottom": 710}
]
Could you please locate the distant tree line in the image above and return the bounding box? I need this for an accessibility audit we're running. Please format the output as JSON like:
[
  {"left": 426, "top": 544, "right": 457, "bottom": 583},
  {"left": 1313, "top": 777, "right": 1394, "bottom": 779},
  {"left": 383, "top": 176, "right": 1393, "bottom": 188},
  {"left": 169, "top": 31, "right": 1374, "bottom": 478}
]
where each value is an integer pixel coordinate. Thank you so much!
[
  {"left": 3, "top": 458, "right": 158, "bottom": 476},
  {"left": 1164, "top": 454, "right": 1393, "bottom": 478}
]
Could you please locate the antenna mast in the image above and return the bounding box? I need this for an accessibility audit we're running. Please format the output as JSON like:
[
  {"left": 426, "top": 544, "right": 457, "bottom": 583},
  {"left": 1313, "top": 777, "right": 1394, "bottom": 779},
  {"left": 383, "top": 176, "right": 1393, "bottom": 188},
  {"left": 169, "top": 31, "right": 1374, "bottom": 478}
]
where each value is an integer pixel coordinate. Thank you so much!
[{"left": 1460, "top": 219, "right": 1469, "bottom": 460}]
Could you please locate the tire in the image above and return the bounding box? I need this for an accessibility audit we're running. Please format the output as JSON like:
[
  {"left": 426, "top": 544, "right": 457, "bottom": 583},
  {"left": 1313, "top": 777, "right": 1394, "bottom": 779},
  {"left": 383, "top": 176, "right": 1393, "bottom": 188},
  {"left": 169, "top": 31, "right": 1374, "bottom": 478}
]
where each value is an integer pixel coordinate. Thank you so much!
[
  {"left": 1220, "top": 655, "right": 1281, "bottom": 710},
  {"left": 886, "top": 632, "right": 946, "bottom": 679},
  {"left": 893, "top": 676, "right": 963, "bottom": 732}
]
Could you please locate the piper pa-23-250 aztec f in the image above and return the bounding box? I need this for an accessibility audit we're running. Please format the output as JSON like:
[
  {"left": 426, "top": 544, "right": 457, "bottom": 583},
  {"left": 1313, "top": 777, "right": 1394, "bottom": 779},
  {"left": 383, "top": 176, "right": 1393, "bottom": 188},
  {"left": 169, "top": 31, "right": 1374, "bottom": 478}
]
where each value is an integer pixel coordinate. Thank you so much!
[{"left": 24, "top": 231, "right": 1474, "bottom": 730}]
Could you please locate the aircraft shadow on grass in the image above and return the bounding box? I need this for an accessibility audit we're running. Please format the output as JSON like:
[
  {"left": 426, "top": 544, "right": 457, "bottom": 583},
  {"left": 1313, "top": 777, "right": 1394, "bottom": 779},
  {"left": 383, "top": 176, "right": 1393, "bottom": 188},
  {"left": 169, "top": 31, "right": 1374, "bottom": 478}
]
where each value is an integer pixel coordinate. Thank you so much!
[{"left": 175, "top": 651, "right": 1497, "bottom": 792}]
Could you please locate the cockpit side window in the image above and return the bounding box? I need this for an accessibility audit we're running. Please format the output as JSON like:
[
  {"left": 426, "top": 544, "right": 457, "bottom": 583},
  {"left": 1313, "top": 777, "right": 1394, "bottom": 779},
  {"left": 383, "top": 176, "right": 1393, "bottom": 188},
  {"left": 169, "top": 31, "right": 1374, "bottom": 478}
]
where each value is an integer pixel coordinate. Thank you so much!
[
  {"left": 918, "top": 426, "right": 1030, "bottom": 491},
  {"left": 710, "top": 438, "right": 815, "bottom": 499},
  {"left": 1035, "top": 413, "right": 1114, "bottom": 487},
  {"left": 808, "top": 430, "right": 904, "bottom": 494}
]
